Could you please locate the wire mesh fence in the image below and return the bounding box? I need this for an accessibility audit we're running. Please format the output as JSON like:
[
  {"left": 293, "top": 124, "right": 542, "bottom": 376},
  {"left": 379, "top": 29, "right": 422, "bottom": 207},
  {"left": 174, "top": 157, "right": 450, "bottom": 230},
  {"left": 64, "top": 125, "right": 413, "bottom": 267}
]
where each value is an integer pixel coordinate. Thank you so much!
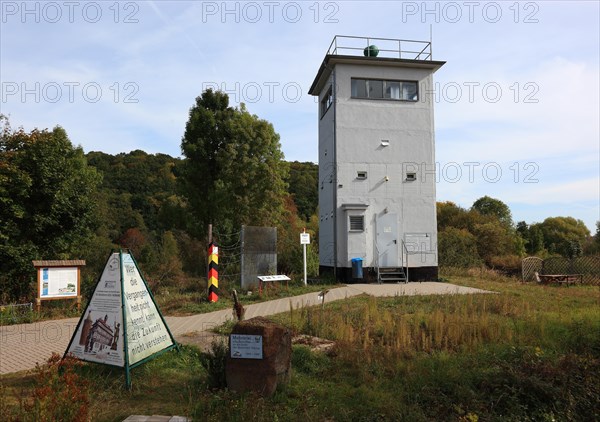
[
  {"left": 212, "top": 230, "right": 243, "bottom": 295},
  {"left": 240, "top": 226, "right": 277, "bottom": 290},
  {"left": 522, "top": 255, "right": 600, "bottom": 285}
]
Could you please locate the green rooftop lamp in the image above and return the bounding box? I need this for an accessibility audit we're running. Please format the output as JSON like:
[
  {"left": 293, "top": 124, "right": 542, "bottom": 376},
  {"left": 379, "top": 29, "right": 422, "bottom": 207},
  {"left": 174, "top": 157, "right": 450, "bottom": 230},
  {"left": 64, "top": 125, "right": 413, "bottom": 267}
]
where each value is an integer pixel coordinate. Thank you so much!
[{"left": 364, "top": 45, "right": 379, "bottom": 57}]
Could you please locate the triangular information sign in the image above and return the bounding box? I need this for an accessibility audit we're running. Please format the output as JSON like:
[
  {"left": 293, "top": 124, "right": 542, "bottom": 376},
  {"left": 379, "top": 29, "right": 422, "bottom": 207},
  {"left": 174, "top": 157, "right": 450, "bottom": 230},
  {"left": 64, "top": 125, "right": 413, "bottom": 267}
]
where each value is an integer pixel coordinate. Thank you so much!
[{"left": 64, "top": 250, "right": 177, "bottom": 387}]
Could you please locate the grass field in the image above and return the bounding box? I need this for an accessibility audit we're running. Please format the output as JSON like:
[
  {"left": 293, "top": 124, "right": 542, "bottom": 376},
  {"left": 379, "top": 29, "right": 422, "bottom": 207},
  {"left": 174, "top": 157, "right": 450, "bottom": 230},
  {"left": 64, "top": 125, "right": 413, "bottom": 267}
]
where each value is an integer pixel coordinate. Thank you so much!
[{"left": 1, "top": 271, "right": 599, "bottom": 421}]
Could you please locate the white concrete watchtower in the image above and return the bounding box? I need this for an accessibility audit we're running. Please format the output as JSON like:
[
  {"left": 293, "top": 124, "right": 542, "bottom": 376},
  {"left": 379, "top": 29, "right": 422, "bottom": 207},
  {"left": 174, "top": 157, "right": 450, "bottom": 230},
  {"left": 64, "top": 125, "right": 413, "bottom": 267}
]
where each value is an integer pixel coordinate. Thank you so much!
[{"left": 308, "top": 36, "right": 445, "bottom": 282}]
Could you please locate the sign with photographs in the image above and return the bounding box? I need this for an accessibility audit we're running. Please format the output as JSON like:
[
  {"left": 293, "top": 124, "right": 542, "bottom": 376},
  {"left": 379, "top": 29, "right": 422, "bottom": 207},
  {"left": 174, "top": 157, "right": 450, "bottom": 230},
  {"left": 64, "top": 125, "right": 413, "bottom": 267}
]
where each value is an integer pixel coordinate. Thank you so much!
[
  {"left": 64, "top": 250, "right": 177, "bottom": 388},
  {"left": 40, "top": 267, "right": 78, "bottom": 298},
  {"left": 33, "top": 260, "right": 85, "bottom": 311}
]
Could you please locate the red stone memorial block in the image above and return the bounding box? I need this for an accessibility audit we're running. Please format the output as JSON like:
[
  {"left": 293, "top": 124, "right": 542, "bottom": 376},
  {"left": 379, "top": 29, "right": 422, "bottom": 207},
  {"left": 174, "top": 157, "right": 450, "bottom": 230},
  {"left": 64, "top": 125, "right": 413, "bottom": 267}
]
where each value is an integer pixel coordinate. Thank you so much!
[{"left": 225, "top": 317, "right": 291, "bottom": 396}]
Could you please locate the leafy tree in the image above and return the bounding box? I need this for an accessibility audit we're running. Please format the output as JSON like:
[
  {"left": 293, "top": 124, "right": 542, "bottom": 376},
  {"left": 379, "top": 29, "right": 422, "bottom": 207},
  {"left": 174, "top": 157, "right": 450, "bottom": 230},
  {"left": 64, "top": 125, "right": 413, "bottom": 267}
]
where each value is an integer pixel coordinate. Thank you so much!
[
  {"left": 141, "top": 231, "right": 183, "bottom": 290},
  {"left": 471, "top": 196, "right": 513, "bottom": 227},
  {"left": 174, "top": 230, "right": 206, "bottom": 276},
  {"left": 438, "top": 200, "right": 523, "bottom": 264},
  {"left": 583, "top": 221, "right": 600, "bottom": 255},
  {"left": 438, "top": 228, "right": 481, "bottom": 268},
  {"left": 287, "top": 161, "right": 318, "bottom": 221},
  {"left": 118, "top": 228, "right": 147, "bottom": 258},
  {"left": 516, "top": 221, "right": 528, "bottom": 238},
  {"left": 437, "top": 201, "right": 467, "bottom": 231},
  {"left": 437, "top": 201, "right": 490, "bottom": 233},
  {"left": 0, "top": 116, "right": 101, "bottom": 301},
  {"left": 527, "top": 225, "right": 545, "bottom": 255},
  {"left": 516, "top": 221, "right": 545, "bottom": 255},
  {"left": 535, "top": 217, "right": 590, "bottom": 257},
  {"left": 180, "top": 89, "right": 288, "bottom": 237},
  {"left": 472, "top": 221, "right": 515, "bottom": 264}
]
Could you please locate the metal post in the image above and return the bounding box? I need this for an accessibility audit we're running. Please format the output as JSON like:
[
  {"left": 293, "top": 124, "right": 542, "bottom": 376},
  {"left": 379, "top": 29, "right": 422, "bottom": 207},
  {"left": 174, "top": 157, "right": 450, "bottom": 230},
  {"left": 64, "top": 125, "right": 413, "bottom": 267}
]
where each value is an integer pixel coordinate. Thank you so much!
[
  {"left": 119, "top": 249, "right": 132, "bottom": 390},
  {"left": 303, "top": 230, "right": 307, "bottom": 286},
  {"left": 429, "top": 24, "right": 433, "bottom": 59},
  {"left": 240, "top": 225, "right": 245, "bottom": 288}
]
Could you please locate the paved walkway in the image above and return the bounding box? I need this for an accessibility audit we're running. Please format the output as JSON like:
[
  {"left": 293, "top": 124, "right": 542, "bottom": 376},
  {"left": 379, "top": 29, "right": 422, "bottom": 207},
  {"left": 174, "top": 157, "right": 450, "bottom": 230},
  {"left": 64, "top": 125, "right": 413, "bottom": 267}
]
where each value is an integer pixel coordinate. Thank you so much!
[{"left": 0, "top": 282, "right": 489, "bottom": 375}]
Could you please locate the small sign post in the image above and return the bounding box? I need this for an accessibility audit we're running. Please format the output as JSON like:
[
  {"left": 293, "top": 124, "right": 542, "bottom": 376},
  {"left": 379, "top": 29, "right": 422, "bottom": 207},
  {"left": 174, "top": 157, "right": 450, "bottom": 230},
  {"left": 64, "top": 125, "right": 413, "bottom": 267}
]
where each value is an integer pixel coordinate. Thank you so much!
[{"left": 300, "top": 230, "right": 310, "bottom": 286}]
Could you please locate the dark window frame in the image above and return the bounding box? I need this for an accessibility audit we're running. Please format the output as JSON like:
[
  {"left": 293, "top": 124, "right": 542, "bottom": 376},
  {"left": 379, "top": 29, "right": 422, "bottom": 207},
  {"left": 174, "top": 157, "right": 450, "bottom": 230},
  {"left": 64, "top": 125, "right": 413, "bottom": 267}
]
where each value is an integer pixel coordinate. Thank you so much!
[
  {"left": 321, "top": 86, "right": 333, "bottom": 118},
  {"left": 351, "top": 78, "right": 419, "bottom": 102}
]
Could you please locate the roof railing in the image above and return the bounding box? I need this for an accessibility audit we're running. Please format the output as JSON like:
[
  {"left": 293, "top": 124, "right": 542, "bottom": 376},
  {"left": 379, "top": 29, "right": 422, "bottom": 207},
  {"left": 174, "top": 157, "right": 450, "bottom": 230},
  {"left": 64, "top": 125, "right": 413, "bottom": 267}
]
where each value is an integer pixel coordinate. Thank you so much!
[{"left": 326, "top": 35, "right": 432, "bottom": 61}]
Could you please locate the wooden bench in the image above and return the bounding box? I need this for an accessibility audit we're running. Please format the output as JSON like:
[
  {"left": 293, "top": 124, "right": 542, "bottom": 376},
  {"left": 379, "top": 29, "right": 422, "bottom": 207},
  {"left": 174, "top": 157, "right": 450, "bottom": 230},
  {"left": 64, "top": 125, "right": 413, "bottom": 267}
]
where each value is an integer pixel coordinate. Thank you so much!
[
  {"left": 257, "top": 275, "right": 291, "bottom": 294},
  {"left": 534, "top": 272, "right": 582, "bottom": 286}
]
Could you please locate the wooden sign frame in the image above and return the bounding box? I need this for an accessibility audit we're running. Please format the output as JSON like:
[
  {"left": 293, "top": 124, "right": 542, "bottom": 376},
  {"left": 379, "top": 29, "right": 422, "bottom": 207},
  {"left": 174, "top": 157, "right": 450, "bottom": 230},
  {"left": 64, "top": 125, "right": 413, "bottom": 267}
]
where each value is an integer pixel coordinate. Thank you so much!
[{"left": 32, "top": 260, "right": 85, "bottom": 312}]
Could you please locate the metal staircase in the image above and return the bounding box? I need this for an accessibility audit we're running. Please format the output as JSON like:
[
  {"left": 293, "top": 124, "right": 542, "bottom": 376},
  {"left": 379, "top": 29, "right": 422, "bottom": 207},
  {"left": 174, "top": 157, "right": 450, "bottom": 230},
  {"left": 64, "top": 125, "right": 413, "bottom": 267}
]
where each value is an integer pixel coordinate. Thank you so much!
[
  {"left": 378, "top": 267, "right": 407, "bottom": 283},
  {"left": 375, "top": 240, "right": 410, "bottom": 284}
]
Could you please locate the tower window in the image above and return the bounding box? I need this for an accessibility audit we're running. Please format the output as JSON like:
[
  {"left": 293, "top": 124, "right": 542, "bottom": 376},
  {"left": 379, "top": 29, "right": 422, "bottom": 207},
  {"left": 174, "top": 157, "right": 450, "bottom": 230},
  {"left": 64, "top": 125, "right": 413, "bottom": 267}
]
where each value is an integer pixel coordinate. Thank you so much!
[
  {"left": 406, "top": 172, "right": 417, "bottom": 181},
  {"left": 357, "top": 171, "right": 368, "bottom": 180},
  {"left": 349, "top": 215, "right": 364, "bottom": 231},
  {"left": 321, "top": 86, "right": 333, "bottom": 117},
  {"left": 351, "top": 78, "right": 418, "bottom": 101}
]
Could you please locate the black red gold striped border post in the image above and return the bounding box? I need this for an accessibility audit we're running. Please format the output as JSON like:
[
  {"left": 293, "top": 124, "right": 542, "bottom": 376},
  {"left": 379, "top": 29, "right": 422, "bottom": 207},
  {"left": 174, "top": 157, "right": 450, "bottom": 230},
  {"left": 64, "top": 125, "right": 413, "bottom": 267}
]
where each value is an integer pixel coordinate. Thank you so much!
[{"left": 208, "top": 242, "right": 219, "bottom": 302}]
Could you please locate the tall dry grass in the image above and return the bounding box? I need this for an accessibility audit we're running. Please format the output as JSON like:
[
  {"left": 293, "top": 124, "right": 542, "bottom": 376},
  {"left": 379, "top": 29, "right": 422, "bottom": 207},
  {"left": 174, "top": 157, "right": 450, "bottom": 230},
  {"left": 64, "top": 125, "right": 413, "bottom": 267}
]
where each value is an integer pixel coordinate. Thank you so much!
[{"left": 286, "top": 288, "right": 599, "bottom": 364}]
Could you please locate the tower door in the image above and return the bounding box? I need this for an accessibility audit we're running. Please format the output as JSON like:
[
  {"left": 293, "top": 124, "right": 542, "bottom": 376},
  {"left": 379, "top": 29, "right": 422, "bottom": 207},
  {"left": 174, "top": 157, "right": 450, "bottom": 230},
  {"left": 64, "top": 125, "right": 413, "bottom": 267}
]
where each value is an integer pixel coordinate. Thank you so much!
[{"left": 376, "top": 213, "right": 399, "bottom": 267}]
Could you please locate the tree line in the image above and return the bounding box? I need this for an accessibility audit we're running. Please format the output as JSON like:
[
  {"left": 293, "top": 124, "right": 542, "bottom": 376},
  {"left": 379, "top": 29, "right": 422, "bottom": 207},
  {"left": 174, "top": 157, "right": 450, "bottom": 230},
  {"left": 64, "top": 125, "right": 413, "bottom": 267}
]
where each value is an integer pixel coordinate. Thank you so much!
[
  {"left": 0, "top": 91, "right": 319, "bottom": 302},
  {"left": 1, "top": 90, "right": 597, "bottom": 302},
  {"left": 438, "top": 197, "right": 597, "bottom": 271}
]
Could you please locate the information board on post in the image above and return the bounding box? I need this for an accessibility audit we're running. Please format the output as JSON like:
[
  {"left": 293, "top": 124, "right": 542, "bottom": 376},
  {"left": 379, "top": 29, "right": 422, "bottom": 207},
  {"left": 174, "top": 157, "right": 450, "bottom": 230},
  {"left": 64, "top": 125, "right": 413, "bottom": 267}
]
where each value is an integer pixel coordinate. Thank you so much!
[
  {"left": 300, "top": 231, "right": 310, "bottom": 285},
  {"left": 33, "top": 260, "right": 85, "bottom": 312}
]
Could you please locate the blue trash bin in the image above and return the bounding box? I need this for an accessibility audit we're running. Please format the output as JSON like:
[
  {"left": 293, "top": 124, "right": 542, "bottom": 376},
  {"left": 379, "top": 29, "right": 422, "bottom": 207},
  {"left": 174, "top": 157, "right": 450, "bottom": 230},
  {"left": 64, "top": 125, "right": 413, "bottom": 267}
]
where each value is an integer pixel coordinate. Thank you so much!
[{"left": 351, "top": 258, "right": 363, "bottom": 279}]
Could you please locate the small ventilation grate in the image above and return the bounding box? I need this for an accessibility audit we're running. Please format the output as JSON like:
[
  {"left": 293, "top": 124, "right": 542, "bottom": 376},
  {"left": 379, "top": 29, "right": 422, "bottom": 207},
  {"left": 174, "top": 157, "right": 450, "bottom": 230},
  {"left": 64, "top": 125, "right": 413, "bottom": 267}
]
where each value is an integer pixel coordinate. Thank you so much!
[{"left": 349, "top": 216, "right": 364, "bottom": 231}]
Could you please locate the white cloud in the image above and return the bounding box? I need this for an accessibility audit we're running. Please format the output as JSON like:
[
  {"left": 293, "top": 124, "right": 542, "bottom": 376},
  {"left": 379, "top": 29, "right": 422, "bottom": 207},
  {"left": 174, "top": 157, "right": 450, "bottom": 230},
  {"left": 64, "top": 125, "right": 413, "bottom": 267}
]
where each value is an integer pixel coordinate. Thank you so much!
[{"left": 501, "top": 177, "right": 599, "bottom": 205}]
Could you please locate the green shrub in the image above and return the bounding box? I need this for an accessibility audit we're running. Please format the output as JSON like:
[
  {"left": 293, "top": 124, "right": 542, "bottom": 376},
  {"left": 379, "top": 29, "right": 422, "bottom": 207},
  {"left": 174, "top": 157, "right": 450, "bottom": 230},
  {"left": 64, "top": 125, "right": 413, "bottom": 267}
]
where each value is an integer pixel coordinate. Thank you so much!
[
  {"left": 438, "top": 228, "right": 482, "bottom": 268},
  {"left": 199, "top": 339, "right": 228, "bottom": 389}
]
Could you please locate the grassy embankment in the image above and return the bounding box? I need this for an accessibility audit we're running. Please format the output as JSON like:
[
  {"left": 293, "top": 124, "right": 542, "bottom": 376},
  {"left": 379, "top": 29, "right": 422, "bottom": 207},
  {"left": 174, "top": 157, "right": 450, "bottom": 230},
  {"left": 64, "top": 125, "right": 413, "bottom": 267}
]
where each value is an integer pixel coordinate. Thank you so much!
[{"left": 1, "top": 271, "right": 599, "bottom": 421}]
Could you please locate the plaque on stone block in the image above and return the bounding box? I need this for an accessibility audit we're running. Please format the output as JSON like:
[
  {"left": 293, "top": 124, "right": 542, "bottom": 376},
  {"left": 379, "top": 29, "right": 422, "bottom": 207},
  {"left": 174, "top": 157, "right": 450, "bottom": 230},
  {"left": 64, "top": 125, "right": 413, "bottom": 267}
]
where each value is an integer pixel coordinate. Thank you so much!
[{"left": 230, "top": 334, "right": 263, "bottom": 359}]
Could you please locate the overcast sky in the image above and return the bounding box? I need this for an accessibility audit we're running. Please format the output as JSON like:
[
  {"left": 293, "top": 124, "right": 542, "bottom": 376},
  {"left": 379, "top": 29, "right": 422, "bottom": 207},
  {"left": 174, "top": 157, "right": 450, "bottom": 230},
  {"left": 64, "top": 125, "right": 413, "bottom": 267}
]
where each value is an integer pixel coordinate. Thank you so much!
[{"left": 1, "top": 1, "right": 598, "bottom": 231}]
